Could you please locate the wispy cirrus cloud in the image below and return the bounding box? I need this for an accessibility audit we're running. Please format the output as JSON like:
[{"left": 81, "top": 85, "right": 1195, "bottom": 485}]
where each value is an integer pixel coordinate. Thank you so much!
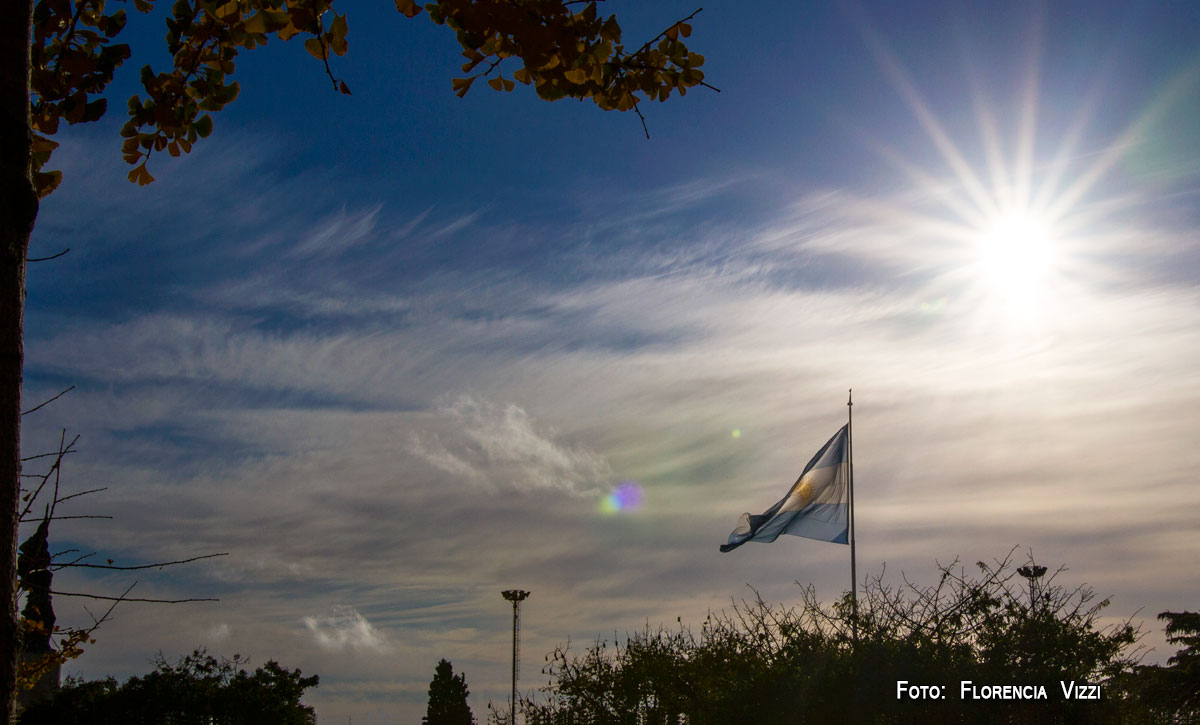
[
  {"left": 303, "top": 606, "right": 391, "bottom": 654},
  {"left": 287, "top": 205, "right": 384, "bottom": 259},
  {"left": 302, "top": 602, "right": 391, "bottom": 652},
  {"left": 409, "top": 395, "right": 613, "bottom": 496}
]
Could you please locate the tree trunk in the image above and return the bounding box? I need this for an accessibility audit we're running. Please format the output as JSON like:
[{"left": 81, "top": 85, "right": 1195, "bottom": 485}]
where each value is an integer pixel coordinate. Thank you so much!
[{"left": 0, "top": 1, "right": 37, "bottom": 722}]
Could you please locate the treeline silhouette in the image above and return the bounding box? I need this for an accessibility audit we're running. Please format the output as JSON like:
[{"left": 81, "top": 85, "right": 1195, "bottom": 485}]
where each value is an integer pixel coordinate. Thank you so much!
[
  {"left": 17, "top": 552, "right": 1198, "bottom": 724},
  {"left": 17, "top": 649, "right": 317, "bottom": 725},
  {"left": 513, "top": 551, "right": 1196, "bottom": 724}
]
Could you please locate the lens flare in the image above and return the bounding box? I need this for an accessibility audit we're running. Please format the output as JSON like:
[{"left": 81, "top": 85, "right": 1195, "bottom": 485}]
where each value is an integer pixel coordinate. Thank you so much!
[
  {"left": 600, "top": 480, "right": 644, "bottom": 514},
  {"left": 920, "top": 297, "right": 948, "bottom": 314}
]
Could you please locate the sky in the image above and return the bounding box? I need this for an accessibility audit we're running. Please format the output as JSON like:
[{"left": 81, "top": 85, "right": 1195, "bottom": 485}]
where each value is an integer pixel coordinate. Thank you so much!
[{"left": 20, "top": 0, "right": 1200, "bottom": 722}]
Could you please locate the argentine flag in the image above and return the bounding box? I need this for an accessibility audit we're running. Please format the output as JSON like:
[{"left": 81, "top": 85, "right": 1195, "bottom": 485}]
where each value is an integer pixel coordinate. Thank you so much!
[{"left": 720, "top": 424, "right": 850, "bottom": 552}]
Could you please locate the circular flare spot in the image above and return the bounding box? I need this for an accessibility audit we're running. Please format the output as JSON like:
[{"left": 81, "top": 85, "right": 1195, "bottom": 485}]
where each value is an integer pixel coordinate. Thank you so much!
[{"left": 600, "top": 480, "right": 644, "bottom": 514}]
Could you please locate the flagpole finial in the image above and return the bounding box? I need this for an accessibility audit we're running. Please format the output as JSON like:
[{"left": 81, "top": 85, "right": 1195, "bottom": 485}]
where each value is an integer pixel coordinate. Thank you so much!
[{"left": 848, "top": 388, "right": 853, "bottom": 406}]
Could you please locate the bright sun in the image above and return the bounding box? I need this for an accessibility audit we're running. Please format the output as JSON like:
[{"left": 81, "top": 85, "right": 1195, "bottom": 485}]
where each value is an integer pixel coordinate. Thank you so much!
[
  {"left": 974, "top": 211, "right": 1056, "bottom": 299},
  {"left": 845, "top": 3, "right": 1122, "bottom": 337}
]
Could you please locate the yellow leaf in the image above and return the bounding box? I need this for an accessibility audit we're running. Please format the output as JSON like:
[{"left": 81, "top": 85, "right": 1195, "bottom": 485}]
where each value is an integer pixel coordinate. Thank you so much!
[
  {"left": 488, "top": 77, "right": 504, "bottom": 91},
  {"left": 304, "top": 37, "right": 327, "bottom": 60},
  {"left": 30, "top": 135, "right": 58, "bottom": 155},
  {"left": 680, "top": 22, "right": 692, "bottom": 37},
  {"left": 127, "top": 164, "right": 155, "bottom": 186},
  {"left": 243, "top": 12, "right": 268, "bottom": 35},
  {"left": 451, "top": 76, "right": 475, "bottom": 97},
  {"left": 564, "top": 68, "right": 588, "bottom": 84},
  {"left": 194, "top": 113, "right": 213, "bottom": 138},
  {"left": 278, "top": 22, "right": 301, "bottom": 41},
  {"left": 513, "top": 67, "right": 531, "bottom": 84},
  {"left": 394, "top": 0, "right": 422, "bottom": 18},
  {"left": 33, "top": 170, "right": 62, "bottom": 199},
  {"left": 539, "top": 54, "right": 561, "bottom": 71},
  {"left": 329, "top": 14, "right": 348, "bottom": 55},
  {"left": 601, "top": 17, "right": 621, "bottom": 42},
  {"left": 214, "top": 0, "right": 239, "bottom": 21}
]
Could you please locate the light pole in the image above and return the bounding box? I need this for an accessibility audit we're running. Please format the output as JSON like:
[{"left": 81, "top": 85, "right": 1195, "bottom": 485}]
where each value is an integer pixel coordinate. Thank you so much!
[{"left": 501, "top": 589, "right": 530, "bottom": 725}]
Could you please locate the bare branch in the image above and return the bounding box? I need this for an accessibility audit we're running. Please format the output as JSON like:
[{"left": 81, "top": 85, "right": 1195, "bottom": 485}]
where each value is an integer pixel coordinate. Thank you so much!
[
  {"left": 19, "top": 431, "right": 80, "bottom": 520},
  {"left": 21, "top": 514, "right": 113, "bottom": 522},
  {"left": 80, "top": 582, "right": 139, "bottom": 634},
  {"left": 56, "top": 552, "right": 228, "bottom": 571},
  {"left": 26, "top": 247, "right": 70, "bottom": 262},
  {"left": 21, "top": 385, "right": 75, "bottom": 416},
  {"left": 20, "top": 449, "right": 76, "bottom": 462},
  {"left": 633, "top": 102, "right": 649, "bottom": 140},
  {"left": 629, "top": 7, "right": 705, "bottom": 59},
  {"left": 51, "top": 590, "right": 219, "bottom": 604},
  {"left": 54, "top": 486, "right": 108, "bottom": 505},
  {"left": 53, "top": 551, "right": 97, "bottom": 568}
]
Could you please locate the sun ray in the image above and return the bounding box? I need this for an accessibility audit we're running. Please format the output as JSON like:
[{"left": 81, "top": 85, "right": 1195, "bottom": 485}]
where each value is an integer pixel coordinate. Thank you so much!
[
  {"left": 847, "top": 128, "right": 990, "bottom": 227},
  {"left": 1012, "top": 3, "right": 1044, "bottom": 213},
  {"left": 843, "top": 1, "right": 999, "bottom": 220},
  {"left": 827, "top": 2, "right": 1200, "bottom": 348},
  {"left": 1049, "top": 58, "right": 1200, "bottom": 222},
  {"left": 1029, "top": 30, "right": 1127, "bottom": 216},
  {"left": 953, "top": 12, "right": 1013, "bottom": 212}
]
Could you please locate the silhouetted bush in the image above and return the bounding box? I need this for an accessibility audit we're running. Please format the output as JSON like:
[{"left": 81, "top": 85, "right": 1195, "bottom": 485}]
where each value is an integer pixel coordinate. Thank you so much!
[
  {"left": 17, "top": 649, "right": 317, "bottom": 725},
  {"left": 519, "top": 550, "right": 1185, "bottom": 724}
]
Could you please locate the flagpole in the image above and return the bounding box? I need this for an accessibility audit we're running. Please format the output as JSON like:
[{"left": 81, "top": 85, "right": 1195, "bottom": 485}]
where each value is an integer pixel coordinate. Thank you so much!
[{"left": 848, "top": 388, "right": 857, "bottom": 642}]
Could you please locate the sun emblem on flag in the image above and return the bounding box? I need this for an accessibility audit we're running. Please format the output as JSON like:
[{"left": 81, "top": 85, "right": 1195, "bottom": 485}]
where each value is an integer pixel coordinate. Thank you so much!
[{"left": 795, "top": 480, "right": 813, "bottom": 506}]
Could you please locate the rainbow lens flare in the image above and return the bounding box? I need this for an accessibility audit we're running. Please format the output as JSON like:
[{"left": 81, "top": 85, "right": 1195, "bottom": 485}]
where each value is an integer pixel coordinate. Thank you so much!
[{"left": 600, "top": 481, "right": 644, "bottom": 514}]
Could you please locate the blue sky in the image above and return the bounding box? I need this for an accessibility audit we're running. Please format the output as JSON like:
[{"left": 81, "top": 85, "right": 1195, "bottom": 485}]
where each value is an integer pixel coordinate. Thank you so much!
[{"left": 21, "top": 1, "right": 1200, "bottom": 722}]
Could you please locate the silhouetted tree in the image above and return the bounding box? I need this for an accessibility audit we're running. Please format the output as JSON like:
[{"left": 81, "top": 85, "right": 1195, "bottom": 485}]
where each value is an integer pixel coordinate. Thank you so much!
[
  {"left": 424, "top": 659, "right": 475, "bottom": 725},
  {"left": 13, "top": 429, "right": 224, "bottom": 716},
  {"left": 1115, "top": 610, "right": 1200, "bottom": 723},
  {"left": 1159, "top": 611, "right": 1200, "bottom": 713},
  {"left": 16, "top": 649, "right": 317, "bottom": 725}
]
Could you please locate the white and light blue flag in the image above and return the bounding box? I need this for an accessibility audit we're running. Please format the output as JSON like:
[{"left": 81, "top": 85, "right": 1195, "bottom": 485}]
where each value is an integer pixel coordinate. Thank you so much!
[{"left": 720, "top": 424, "right": 850, "bottom": 552}]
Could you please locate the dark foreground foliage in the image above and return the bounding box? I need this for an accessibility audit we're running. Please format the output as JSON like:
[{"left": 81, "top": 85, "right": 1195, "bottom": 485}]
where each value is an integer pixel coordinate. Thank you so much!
[
  {"left": 425, "top": 658, "right": 476, "bottom": 724},
  {"left": 17, "top": 649, "right": 317, "bottom": 725},
  {"left": 515, "top": 551, "right": 1195, "bottom": 725},
  {"left": 1115, "top": 611, "right": 1200, "bottom": 723}
]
